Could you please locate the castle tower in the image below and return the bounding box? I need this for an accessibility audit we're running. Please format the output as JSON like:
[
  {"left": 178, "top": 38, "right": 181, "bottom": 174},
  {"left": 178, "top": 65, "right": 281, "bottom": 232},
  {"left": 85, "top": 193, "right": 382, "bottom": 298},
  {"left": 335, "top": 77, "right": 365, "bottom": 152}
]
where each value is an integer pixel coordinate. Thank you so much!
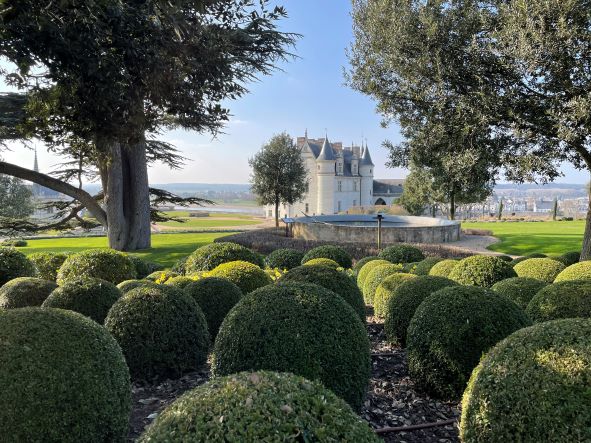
[
  {"left": 359, "top": 142, "right": 374, "bottom": 206},
  {"left": 316, "top": 137, "right": 336, "bottom": 214}
]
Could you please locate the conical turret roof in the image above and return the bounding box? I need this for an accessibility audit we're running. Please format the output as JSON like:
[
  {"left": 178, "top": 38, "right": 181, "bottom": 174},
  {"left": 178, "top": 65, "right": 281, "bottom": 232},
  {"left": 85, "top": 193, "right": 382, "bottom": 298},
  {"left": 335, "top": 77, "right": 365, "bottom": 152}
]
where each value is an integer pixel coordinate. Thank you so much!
[
  {"left": 317, "top": 137, "right": 336, "bottom": 161},
  {"left": 360, "top": 143, "right": 374, "bottom": 166}
]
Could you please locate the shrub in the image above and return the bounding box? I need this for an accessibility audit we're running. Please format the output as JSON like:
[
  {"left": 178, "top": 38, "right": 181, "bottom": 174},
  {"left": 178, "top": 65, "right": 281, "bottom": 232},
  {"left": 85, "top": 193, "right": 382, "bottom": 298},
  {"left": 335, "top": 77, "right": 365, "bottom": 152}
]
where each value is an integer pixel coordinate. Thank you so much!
[
  {"left": 302, "top": 257, "right": 341, "bottom": 269},
  {"left": 129, "top": 255, "right": 162, "bottom": 279},
  {"left": 513, "top": 258, "right": 565, "bottom": 283},
  {"left": 510, "top": 253, "right": 547, "bottom": 267},
  {"left": 491, "top": 277, "right": 547, "bottom": 310},
  {"left": 0, "top": 247, "right": 35, "bottom": 286},
  {"left": 554, "top": 261, "right": 591, "bottom": 282},
  {"left": 0, "top": 308, "right": 130, "bottom": 442},
  {"left": 373, "top": 273, "right": 417, "bottom": 319},
  {"left": 362, "top": 263, "right": 403, "bottom": 305},
  {"left": 526, "top": 280, "right": 591, "bottom": 323},
  {"left": 208, "top": 260, "right": 272, "bottom": 294},
  {"left": 384, "top": 276, "right": 457, "bottom": 346},
  {"left": 0, "top": 277, "right": 57, "bottom": 309},
  {"left": 105, "top": 285, "right": 209, "bottom": 380},
  {"left": 277, "top": 265, "right": 365, "bottom": 322},
  {"left": 212, "top": 282, "right": 371, "bottom": 410},
  {"left": 1, "top": 238, "right": 27, "bottom": 247},
  {"left": 56, "top": 249, "right": 136, "bottom": 285},
  {"left": 171, "top": 256, "right": 188, "bottom": 274},
  {"left": 448, "top": 255, "right": 516, "bottom": 288},
  {"left": 378, "top": 244, "right": 425, "bottom": 264},
  {"left": 356, "top": 259, "right": 391, "bottom": 290},
  {"left": 428, "top": 259, "right": 458, "bottom": 277},
  {"left": 352, "top": 256, "right": 379, "bottom": 276},
  {"left": 402, "top": 261, "right": 418, "bottom": 273},
  {"left": 185, "top": 242, "right": 264, "bottom": 273},
  {"left": 145, "top": 270, "right": 179, "bottom": 283},
  {"left": 460, "top": 319, "right": 591, "bottom": 442},
  {"left": 413, "top": 257, "right": 443, "bottom": 276},
  {"left": 184, "top": 277, "right": 242, "bottom": 339},
  {"left": 301, "top": 245, "right": 353, "bottom": 269},
  {"left": 407, "top": 285, "right": 531, "bottom": 399},
  {"left": 139, "top": 371, "right": 379, "bottom": 443},
  {"left": 555, "top": 251, "right": 581, "bottom": 266},
  {"left": 43, "top": 277, "right": 121, "bottom": 323},
  {"left": 164, "top": 276, "right": 195, "bottom": 290},
  {"left": 264, "top": 248, "right": 305, "bottom": 270},
  {"left": 496, "top": 255, "right": 513, "bottom": 262},
  {"left": 117, "top": 279, "right": 159, "bottom": 294},
  {"left": 28, "top": 252, "right": 69, "bottom": 281}
]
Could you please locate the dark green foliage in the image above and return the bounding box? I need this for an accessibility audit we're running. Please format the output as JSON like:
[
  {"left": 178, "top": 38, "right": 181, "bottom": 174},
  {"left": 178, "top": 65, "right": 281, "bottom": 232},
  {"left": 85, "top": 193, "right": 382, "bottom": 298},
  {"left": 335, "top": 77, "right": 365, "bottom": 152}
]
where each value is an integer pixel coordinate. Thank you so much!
[
  {"left": 555, "top": 251, "right": 581, "bottom": 267},
  {"left": 185, "top": 242, "right": 264, "bottom": 273},
  {"left": 129, "top": 256, "right": 163, "bottom": 279},
  {"left": 428, "top": 259, "right": 458, "bottom": 277},
  {"left": 554, "top": 261, "right": 591, "bottom": 282},
  {"left": 356, "top": 259, "right": 391, "bottom": 289},
  {"left": 208, "top": 260, "right": 272, "bottom": 294},
  {"left": 265, "top": 248, "right": 305, "bottom": 270},
  {"left": 302, "top": 257, "right": 341, "bottom": 269},
  {"left": 164, "top": 276, "right": 195, "bottom": 290},
  {"left": 0, "top": 277, "right": 57, "bottom": 309},
  {"left": 0, "top": 247, "right": 35, "bottom": 286},
  {"left": 28, "top": 252, "right": 69, "bottom": 281},
  {"left": 184, "top": 277, "right": 242, "bottom": 339},
  {"left": 513, "top": 258, "right": 565, "bottom": 283},
  {"left": 0, "top": 308, "right": 131, "bottom": 442},
  {"left": 277, "top": 265, "right": 366, "bottom": 322},
  {"left": 449, "top": 255, "right": 516, "bottom": 288},
  {"left": 491, "top": 277, "right": 547, "bottom": 310},
  {"left": 510, "top": 253, "right": 547, "bottom": 267},
  {"left": 353, "top": 256, "right": 379, "bottom": 276},
  {"left": 139, "top": 371, "right": 379, "bottom": 443},
  {"left": 384, "top": 276, "right": 458, "bottom": 346},
  {"left": 43, "top": 277, "right": 121, "bottom": 323},
  {"left": 379, "top": 245, "right": 425, "bottom": 264},
  {"left": 0, "top": 238, "right": 27, "bottom": 247},
  {"left": 301, "top": 245, "right": 353, "bottom": 269},
  {"left": 212, "top": 282, "right": 371, "bottom": 410},
  {"left": 460, "top": 319, "right": 591, "bottom": 442},
  {"left": 171, "top": 256, "right": 188, "bottom": 275},
  {"left": 407, "top": 285, "right": 531, "bottom": 399},
  {"left": 105, "top": 285, "right": 209, "bottom": 380},
  {"left": 496, "top": 255, "right": 513, "bottom": 262},
  {"left": 57, "top": 249, "right": 136, "bottom": 285},
  {"left": 373, "top": 273, "right": 417, "bottom": 318},
  {"left": 117, "top": 280, "right": 159, "bottom": 294},
  {"left": 402, "top": 261, "right": 419, "bottom": 273},
  {"left": 362, "top": 263, "right": 403, "bottom": 305},
  {"left": 145, "top": 270, "right": 179, "bottom": 283},
  {"left": 526, "top": 281, "right": 591, "bottom": 323},
  {"left": 413, "top": 257, "right": 443, "bottom": 275}
]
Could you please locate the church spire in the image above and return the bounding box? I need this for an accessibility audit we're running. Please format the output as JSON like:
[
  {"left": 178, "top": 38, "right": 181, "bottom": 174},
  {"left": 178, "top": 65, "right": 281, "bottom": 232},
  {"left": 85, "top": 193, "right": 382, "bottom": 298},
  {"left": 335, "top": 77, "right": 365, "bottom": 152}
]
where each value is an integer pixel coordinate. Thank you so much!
[{"left": 33, "top": 148, "right": 39, "bottom": 173}]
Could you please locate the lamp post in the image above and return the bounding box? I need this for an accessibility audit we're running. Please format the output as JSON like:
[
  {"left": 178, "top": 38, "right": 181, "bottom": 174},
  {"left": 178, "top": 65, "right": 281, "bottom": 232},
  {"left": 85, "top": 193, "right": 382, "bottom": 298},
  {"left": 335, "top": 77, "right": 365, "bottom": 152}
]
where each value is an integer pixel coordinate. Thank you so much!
[{"left": 373, "top": 213, "right": 384, "bottom": 252}]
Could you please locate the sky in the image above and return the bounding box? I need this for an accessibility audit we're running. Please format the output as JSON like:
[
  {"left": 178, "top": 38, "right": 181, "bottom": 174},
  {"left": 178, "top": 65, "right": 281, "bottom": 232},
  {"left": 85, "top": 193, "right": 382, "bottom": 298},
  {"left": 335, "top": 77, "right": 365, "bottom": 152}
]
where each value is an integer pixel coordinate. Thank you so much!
[{"left": 1, "top": 1, "right": 588, "bottom": 184}]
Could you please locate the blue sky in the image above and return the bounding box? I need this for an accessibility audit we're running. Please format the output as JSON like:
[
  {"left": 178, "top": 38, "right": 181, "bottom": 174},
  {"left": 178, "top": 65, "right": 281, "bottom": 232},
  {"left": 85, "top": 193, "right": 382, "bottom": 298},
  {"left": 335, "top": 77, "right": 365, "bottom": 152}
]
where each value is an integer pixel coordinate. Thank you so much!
[{"left": 1, "top": 1, "right": 588, "bottom": 184}]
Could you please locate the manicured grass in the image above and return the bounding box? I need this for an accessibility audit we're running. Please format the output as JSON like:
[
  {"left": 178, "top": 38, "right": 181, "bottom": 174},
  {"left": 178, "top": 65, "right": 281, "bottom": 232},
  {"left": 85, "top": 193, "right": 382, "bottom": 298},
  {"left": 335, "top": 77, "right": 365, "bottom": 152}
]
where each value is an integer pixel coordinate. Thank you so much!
[
  {"left": 20, "top": 232, "right": 237, "bottom": 268},
  {"left": 462, "top": 220, "right": 586, "bottom": 256},
  {"left": 158, "top": 218, "right": 261, "bottom": 229},
  {"left": 163, "top": 211, "right": 259, "bottom": 219}
]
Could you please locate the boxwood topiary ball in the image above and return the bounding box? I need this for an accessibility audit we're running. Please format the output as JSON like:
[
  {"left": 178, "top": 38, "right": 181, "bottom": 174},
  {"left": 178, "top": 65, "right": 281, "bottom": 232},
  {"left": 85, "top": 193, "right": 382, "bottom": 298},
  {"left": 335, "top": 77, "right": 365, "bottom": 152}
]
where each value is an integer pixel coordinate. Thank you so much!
[
  {"left": 491, "top": 277, "right": 547, "bottom": 310},
  {"left": 555, "top": 251, "right": 581, "bottom": 267},
  {"left": 362, "top": 263, "right": 403, "bottom": 305},
  {"left": 128, "top": 255, "right": 163, "bottom": 279},
  {"left": 0, "top": 277, "right": 57, "bottom": 309},
  {"left": 144, "top": 270, "right": 179, "bottom": 283},
  {"left": 212, "top": 282, "right": 371, "bottom": 410},
  {"left": 448, "top": 255, "right": 516, "bottom": 288},
  {"left": 164, "top": 276, "right": 195, "bottom": 290},
  {"left": 208, "top": 260, "right": 272, "bottom": 294},
  {"left": 277, "top": 265, "right": 365, "bottom": 322},
  {"left": 28, "top": 252, "right": 69, "bottom": 281},
  {"left": 0, "top": 247, "right": 35, "bottom": 287},
  {"left": 554, "top": 261, "right": 591, "bottom": 282},
  {"left": 356, "top": 259, "right": 391, "bottom": 290},
  {"left": 105, "top": 285, "right": 210, "bottom": 380},
  {"left": 184, "top": 277, "right": 242, "bottom": 339},
  {"left": 139, "top": 371, "right": 379, "bottom": 443},
  {"left": 460, "top": 319, "right": 591, "bottom": 442},
  {"left": 373, "top": 272, "right": 417, "bottom": 319},
  {"left": 264, "top": 248, "right": 305, "bottom": 270},
  {"left": 513, "top": 258, "right": 566, "bottom": 283},
  {"left": 301, "top": 245, "right": 353, "bottom": 269},
  {"left": 42, "top": 277, "right": 121, "bottom": 323},
  {"left": 352, "top": 256, "right": 379, "bottom": 276},
  {"left": 526, "top": 280, "right": 591, "bottom": 323},
  {"left": 428, "top": 259, "right": 459, "bottom": 278},
  {"left": 378, "top": 245, "right": 425, "bottom": 264},
  {"left": 510, "top": 253, "right": 547, "bottom": 267},
  {"left": 56, "top": 249, "right": 136, "bottom": 285},
  {"left": 117, "top": 279, "right": 160, "bottom": 294},
  {"left": 185, "top": 242, "right": 264, "bottom": 273},
  {"left": 0, "top": 308, "right": 131, "bottom": 442},
  {"left": 413, "top": 257, "right": 443, "bottom": 276},
  {"left": 384, "top": 276, "right": 458, "bottom": 346},
  {"left": 407, "top": 285, "right": 531, "bottom": 399},
  {"left": 302, "top": 257, "right": 341, "bottom": 269}
]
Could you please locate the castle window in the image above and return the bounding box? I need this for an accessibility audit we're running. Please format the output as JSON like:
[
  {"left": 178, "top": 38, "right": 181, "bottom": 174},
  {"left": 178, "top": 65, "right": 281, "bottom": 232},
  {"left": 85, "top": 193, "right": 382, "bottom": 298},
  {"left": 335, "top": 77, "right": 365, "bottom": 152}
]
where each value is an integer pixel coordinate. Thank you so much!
[
  {"left": 305, "top": 203, "right": 309, "bottom": 213},
  {"left": 338, "top": 181, "right": 342, "bottom": 192},
  {"left": 338, "top": 163, "right": 343, "bottom": 174},
  {"left": 337, "top": 201, "right": 342, "bottom": 212},
  {"left": 353, "top": 199, "right": 357, "bottom": 207},
  {"left": 370, "top": 169, "right": 373, "bottom": 174},
  {"left": 353, "top": 181, "right": 358, "bottom": 191},
  {"left": 317, "top": 165, "right": 320, "bottom": 171}
]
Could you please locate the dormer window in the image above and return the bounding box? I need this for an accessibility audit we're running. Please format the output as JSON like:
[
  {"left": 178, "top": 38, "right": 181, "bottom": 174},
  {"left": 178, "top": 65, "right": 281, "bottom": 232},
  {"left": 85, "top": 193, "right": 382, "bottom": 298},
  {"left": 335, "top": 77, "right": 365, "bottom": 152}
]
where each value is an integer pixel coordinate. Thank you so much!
[
  {"left": 352, "top": 163, "right": 358, "bottom": 175},
  {"left": 337, "top": 163, "right": 343, "bottom": 175}
]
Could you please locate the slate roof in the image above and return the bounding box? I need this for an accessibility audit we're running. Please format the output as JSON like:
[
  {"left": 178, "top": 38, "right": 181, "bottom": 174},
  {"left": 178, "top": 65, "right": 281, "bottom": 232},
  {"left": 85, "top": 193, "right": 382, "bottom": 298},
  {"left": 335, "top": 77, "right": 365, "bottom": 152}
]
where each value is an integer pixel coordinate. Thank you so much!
[{"left": 317, "top": 137, "right": 336, "bottom": 161}]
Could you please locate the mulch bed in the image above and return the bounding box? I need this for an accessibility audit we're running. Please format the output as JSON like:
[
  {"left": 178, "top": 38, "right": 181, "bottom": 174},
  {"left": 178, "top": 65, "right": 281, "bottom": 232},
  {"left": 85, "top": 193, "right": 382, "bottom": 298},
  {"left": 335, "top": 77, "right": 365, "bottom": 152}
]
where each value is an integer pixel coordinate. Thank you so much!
[{"left": 127, "top": 320, "right": 460, "bottom": 442}]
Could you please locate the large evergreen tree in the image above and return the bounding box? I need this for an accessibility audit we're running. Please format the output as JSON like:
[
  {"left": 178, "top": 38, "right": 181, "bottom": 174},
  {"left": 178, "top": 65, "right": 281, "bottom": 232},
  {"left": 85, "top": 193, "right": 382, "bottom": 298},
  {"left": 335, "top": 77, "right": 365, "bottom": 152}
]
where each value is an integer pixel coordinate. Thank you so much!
[{"left": 0, "top": 174, "right": 34, "bottom": 220}]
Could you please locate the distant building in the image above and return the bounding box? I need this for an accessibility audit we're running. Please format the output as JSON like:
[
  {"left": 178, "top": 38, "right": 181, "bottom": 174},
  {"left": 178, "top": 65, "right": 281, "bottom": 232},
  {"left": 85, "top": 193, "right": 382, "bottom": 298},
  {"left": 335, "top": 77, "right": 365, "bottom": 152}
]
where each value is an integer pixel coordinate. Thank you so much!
[{"left": 31, "top": 149, "right": 60, "bottom": 200}]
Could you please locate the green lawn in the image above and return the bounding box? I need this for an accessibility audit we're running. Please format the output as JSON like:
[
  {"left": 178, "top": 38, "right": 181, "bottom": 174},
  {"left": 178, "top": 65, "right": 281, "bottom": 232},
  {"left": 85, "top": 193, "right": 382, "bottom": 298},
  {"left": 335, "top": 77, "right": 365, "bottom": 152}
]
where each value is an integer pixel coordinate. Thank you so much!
[
  {"left": 462, "top": 220, "right": 586, "bottom": 256},
  {"left": 20, "top": 232, "right": 236, "bottom": 268}
]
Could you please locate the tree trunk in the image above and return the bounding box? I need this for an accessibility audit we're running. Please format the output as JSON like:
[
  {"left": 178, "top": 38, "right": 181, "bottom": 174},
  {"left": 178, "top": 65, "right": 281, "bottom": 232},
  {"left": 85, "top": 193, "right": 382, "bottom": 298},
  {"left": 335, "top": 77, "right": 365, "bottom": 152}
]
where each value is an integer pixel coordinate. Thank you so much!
[
  {"left": 449, "top": 191, "right": 456, "bottom": 221},
  {"left": 582, "top": 193, "right": 591, "bottom": 261},
  {"left": 275, "top": 199, "right": 280, "bottom": 228}
]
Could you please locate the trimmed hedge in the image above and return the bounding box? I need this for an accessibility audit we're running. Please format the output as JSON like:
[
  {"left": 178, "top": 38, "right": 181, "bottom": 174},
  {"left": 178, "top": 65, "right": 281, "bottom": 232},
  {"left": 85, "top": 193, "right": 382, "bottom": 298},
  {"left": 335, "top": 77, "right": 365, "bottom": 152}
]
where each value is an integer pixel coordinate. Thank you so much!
[
  {"left": 42, "top": 277, "right": 121, "bottom": 323},
  {"left": 105, "top": 285, "right": 210, "bottom": 380},
  {"left": 301, "top": 245, "right": 353, "bottom": 269},
  {"left": 1, "top": 238, "right": 27, "bottom": 247},
  {"left": 56, "top": 249, "right": 136, "bottom": 285},
  {"left": 117, "top": 279, "right": 159, "bottom": 294},
  {"left": 510, "top": 253, "right": 547, "bottom": 267},
  {"left": 302, "top": 257, "right": 341, "bottom": 269},
  {"left": 373, "top": 273, "right": 417, "bottom": 319},
  {"left": 171, "top": 256, "right": 188, "bottom": 274},
  {"left": 356, "top": 259, "right": 391, "bottom": 290},
  {"left": 28, "top": 252, "right": 69, "bottom": 281},
  {"left": 185, "top": 242, "right": 264, "bottom": 273},
  {"left": 212, "top": 282, "right": 371, "bottom": 410},
  {"left": 164, "top": 276, "right": 196, "bottom": 290},
  {"left": 491, "top": 277, "right": 547, "bottom": 310},
  {"left": 407, "top": 285, "right": 531, "bottom": 399},
  {"left": 460, "top": 319, "right": 591, "bottom": 442},
  {"left": 555, "top": 251, "right": 581, "bottom": 267},
  {"left": 413, "top": 257, "right": 443, "bottom": 276},
  {"left": 0, "top": 308, "right": 131, "bottom": 442},
  {"left": 428, "top": 259, "right": 458, "bottom": 277},
  {"left": 362, "top": 263, "right": 403, "bottom": 305},
  {"left": 448, "top": 255, "right": 516, "bottom": 288},
  {"left": 139, "top": 371, "right": 379, "bottom": 443},
  {"left": 0, "top": 247, "right": 35, "bottom": 286},
  {"left": 264, "top": 248, "right": 305, "bottom": 270},
  {"left": 277, "top": 265, "right": 366, "bottom": 322},
  {"left": 513, "top": 258, "right": 566, "bottom": 283},
  {"left": 383, "top": 276, "right": 458, "bottom": 346},
  {"left": 554, "top": 261, "right": 591, "bottom": 282},
  {"left": 526, "top": 280, "right": 591, "bottom": 323},
  {"left": 0, "top": 277, "right": 57, "bottom": 309},
  {"left": 184, "top": 277, "right": 242, "bottom": 339},
  {"left": 353, "top": 256, "right": 379, "bottom": 276},
  {"left": 402, "top": 262, "right": 418, "bottom": 273},
  {"left": 145, "top": 270, "right": 179, "bottom": 283},
  {"left": 129, "top": 255, "right": 163, "bottom": 279},
  {"left": 208, "top": 260, "right": 272, "bottom": 294},
  {"left": 379, "top": 244, "right": 425, "bottom": 264}
]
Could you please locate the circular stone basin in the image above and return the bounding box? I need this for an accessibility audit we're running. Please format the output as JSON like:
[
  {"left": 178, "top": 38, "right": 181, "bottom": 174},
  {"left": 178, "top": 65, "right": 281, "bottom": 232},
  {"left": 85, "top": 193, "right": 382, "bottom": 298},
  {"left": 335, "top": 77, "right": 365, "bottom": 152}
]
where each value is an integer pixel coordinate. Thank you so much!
[{"left": 292, "top": 215, "right": 460, "bottom": 244}]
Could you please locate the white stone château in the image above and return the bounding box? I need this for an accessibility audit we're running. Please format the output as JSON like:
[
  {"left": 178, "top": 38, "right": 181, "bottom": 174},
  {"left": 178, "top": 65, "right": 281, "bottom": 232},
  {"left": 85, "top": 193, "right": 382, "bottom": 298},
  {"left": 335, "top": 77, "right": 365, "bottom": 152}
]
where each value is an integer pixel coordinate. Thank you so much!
[{"left": 266, "top": 134, "right": 404, "bottom": 219}]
